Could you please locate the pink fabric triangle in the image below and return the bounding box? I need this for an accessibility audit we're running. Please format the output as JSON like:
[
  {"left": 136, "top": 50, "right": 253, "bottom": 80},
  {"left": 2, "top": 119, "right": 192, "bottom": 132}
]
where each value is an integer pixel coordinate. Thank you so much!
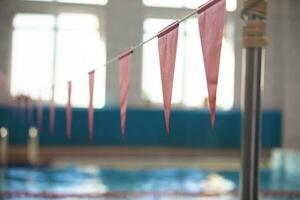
[
  {"left": 118, "top": 49, "right": 132, "bottom": 138},
  {"left": 12, "top": 98, "right": 18, "bottom": 120},
  {"left": 27, "top": 97, "right": 33, "bottom": 124},
  {"left": 88, "top": 70, "right": 95, "bottom": 140},
  {"left": 66, "top": 81, "right": 72, "bottom": 139},
  {"left": 49, "top": 85, "right": 55, "bottom": 135},
  {"left": 19, "top": 96, "right": 26, "bottom": 124},
  {"left": 198, "top": 0, "right": 226, "bottom": 128},
  {"left": 15, "top": 97, "right": 19, "bottom": 121},
  {"left": 37, "top": 96, "right": 43, "bottom": 132},
  {"left": 157, "top": 21, "right": 179, "bottom": 135}
]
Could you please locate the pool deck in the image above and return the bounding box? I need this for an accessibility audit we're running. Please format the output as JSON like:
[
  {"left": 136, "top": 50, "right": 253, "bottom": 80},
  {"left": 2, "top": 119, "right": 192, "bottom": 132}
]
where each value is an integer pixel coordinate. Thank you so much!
[{"left": 5, "top": 146, "right": 271, "bottom": 170}]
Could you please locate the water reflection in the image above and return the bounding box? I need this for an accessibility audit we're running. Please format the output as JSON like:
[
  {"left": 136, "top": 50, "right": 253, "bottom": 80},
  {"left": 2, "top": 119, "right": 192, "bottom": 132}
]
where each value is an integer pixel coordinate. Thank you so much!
[
  {"left": 0, "top": 167, "right": 236, "bottom": 194},
  {"left": 0, "top": 164, "right": 299, "bottom": 199}
]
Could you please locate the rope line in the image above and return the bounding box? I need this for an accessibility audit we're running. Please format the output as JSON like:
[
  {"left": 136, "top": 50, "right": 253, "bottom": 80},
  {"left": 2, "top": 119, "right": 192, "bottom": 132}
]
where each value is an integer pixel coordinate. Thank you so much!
[
  {"left": 50, "top": 0, "right": 219, "bottom": 88},
  {"left": 11, "top": 0, "right": 222, "bottom": 96}
]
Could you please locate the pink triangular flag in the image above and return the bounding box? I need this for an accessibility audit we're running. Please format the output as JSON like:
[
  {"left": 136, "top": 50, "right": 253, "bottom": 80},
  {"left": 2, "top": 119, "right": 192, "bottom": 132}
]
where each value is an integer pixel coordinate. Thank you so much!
[
  {"left": 66, "top": 81, "right": 72, "bottom": 139},
  {"left": 49, "top": 85, "right": 55, "bottom": 135},
  {"left": 157, "top": 21, "right": 179, "bottom": 134},
  {"left": 12, "top": 97, "right": 18, "bottom": 120},
  {"left": 19, "top": 96, "right": 26, "bottom": 124},
  {"left": 37, "top": 96, "right": 43, "bottom": 132},
  {"left": 14, "top": 97, "right": 20, "bottom": 121},
  {"left": 88, "top": 70, "right": 95, "bottom": 140},
  {"left": 198, "top": 0, "right": 226, "bottom": 128},
  {"left": 118, "top": 49, "right": 133, "bottom": 138},
  {"left": 27, "top": 97, "right": 33, "bottom": 124}
]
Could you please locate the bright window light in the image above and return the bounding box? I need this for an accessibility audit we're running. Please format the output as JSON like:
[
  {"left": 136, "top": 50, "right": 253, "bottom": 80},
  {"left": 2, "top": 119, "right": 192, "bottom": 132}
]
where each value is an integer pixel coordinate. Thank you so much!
[
  {"left": 142, "top": 18, "right": 235, "bottom": 110},
  {"left": 21, "top": 0, "right": 108, "bottom": 5},
  {"left": 226, "top": 0, "right": 237, "bottom": 12},
  {"left": 11, "top": 14, "right": 55, "bottom": 99},
  {"left": 57, "top": 0, "right": 108, "bottom": 5},
  {"left": 11, "top": 13, "right": 106, "bottom": 108},
  {"left": 142, "top": 0, "right": 237, "bottom": 12},
  {"left": 55, "top": 13, "right": 105, "bottom": 108}
]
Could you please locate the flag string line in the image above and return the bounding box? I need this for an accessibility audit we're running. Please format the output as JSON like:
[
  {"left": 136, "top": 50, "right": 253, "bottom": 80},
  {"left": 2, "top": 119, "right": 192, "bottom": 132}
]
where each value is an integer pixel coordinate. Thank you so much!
[{"left": 35, "top": 0, "right": 221, "bottom": 95}]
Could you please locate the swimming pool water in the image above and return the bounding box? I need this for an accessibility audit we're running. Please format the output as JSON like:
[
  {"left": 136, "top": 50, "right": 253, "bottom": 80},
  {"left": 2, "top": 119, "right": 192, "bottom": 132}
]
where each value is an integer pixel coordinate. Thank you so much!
[{"left": 0, "top": 166, "right": 299, "bottom": 199}]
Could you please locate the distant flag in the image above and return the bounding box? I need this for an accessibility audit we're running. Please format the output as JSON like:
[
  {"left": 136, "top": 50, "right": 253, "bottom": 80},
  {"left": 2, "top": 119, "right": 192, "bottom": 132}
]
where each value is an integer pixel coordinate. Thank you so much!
[
  {"left": 19, "top": 96, "right": 26, "bottom": 124},
  {"left": 11, "top": 97, "right": 18, "bottom": 120},
  {"left": 197, "top": 0, "right": 226, "bottom": 128},
  {"left": 118, "top": 49, "right": 133, "bottom": 138},
  {"left": 49, "top": 85, "right": 55, "bottom": 135},
  {"left": 157, "top": 21, "right": 179, "bottom": 135},
  {"left": 27, "top": 97, "right": 33, "bottom": 124},
  {"left": 37, "top": 96, "right": 43, "bottom": 132},
  {"left": 66, "top": 81, "right": 72, "bottom": 139},
  {"left": 88, "top": 70, "right": 95, "bottom": 140}
]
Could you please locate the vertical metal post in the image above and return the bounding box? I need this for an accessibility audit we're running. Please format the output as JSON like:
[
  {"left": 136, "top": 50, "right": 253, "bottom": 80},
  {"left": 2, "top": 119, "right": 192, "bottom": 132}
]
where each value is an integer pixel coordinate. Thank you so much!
[
  {"left": 241, "top": 47, "right": 263, "bottom": 200},
  {"left": 240, "top": 0, "right": 267, "bottom": 199}
]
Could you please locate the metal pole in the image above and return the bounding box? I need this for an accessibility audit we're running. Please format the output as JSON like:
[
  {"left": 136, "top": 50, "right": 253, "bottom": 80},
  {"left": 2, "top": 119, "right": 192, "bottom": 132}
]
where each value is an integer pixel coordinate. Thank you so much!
[
  {"left": 241, "top": 47, "right": 263, "bottom": 200},
  {"left": 240, "top": 0, "right": 267, "bottom": 199}
]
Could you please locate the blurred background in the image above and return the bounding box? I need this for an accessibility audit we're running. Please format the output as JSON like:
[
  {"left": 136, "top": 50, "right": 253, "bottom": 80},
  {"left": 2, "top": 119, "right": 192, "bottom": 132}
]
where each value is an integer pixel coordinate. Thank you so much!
[{"left": 0, "top": 0, "right": 299, "bottom": 199}]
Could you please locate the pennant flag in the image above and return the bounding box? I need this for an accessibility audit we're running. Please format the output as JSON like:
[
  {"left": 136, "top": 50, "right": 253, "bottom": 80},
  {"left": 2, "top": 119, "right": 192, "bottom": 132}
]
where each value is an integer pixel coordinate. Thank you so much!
[
  {"left": 157, "top": 21, "right": 179, "bottom": 134},
  {"left": 118, "top": 49, "right": 133, "bottom": 137},
  {"left": 88, "top": 70, "right": 95, "bottom": 140},
  {"left": 37, "top": 96, "right": 43, "bottom": 132},
  {"left": 66, "top": 81, "right": 72, "bottom": 139},
  {"left": 49, "top": 85, "right": 55, "bottom": 135},
  {"left": 27, "top": 97, "right": 33, "bottom": 124},
  {"left": 197, "top": 0, "right": 226, "bottom": 128},
  {"left": 11, "top": 97, "right": 18, "bottom": 120},
  {"left": 14, "top": 96, "right": 21, "bottom": 122},
  {"left": 19, "top": 96, "right": 26, "bottom": 124}
]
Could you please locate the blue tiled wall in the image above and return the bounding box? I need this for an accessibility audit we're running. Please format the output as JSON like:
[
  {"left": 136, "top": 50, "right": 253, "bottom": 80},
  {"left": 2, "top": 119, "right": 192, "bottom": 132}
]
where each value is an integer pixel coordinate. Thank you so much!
[{"left": 0, "top": 106, "right": 281, "bottom": 149}]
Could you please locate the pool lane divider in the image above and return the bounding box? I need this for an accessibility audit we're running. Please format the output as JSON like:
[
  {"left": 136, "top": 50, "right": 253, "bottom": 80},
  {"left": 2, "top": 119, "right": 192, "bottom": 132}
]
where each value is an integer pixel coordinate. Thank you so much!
[
  {"left": 13, "top": 0, "right": 226, "bottom": 138},
  {"left": 1, "top": 190, "right": 300, "bottom": 199}
]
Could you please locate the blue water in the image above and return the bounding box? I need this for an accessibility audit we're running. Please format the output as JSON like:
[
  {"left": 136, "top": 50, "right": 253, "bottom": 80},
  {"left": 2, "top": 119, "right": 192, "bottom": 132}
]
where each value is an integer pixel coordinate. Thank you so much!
[{"left": 0, "top": 166, "right": 299, "bottom": 199}]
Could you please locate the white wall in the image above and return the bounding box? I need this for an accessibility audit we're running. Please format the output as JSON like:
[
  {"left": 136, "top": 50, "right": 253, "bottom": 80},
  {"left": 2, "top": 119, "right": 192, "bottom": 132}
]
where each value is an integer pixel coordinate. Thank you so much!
[{"left": 265, "top": 0, "right": 300, "bottom": 149}]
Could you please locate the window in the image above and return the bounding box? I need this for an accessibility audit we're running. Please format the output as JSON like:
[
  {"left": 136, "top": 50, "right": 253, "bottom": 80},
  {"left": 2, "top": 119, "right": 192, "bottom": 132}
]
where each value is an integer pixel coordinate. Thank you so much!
[
  {"left": 21, "top": 0, "right": 108, "bottom": 5},
  {"left": 11, "top": 14, "right": 55, "bottom": 100},
  {"left": 142, "top": 18, "right": 235, "bottom": 110},
  {"left": 11, "top": 13, "right": 106, "bottom": 108},
  {"left": 56, "top": 0, "right": 107, "bottom": 4},
  {"left": 142, "top": 0, "right": 237, "bottom": 12}
]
